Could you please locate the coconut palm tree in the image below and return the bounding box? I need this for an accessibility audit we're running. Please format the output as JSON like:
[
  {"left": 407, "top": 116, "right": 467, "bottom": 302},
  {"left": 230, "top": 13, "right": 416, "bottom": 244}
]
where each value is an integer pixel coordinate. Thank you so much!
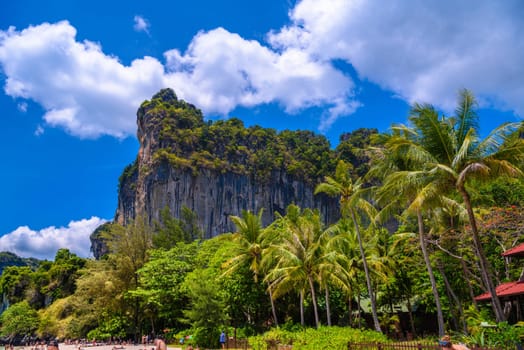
[
  {"left": 384, "top": 89, "right": 524, "bottom": 322},
  {"left": 223, "top": 209, "right": 278, "bottom": 326},
  {"left": 315, "top": 160, "right": 382, "bottom": 332},
  {"left": 325, "top": 218, "right": 389, "bottom": 329},
  {"left": 375, "top": 167, "right": 447, "bottom": 336},
  {"left": 264, "top": 205, "right": 325, "bottom": 328},
  {"left": 323, "top": 219, "right": 361, "bottom": 326}
]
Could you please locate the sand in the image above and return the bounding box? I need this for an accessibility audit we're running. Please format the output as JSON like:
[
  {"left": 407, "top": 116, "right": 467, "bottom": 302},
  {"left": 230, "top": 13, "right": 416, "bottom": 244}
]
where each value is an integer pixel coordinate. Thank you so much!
[{"left": 10, "top": 344, "right": 182, "bottom": 350}]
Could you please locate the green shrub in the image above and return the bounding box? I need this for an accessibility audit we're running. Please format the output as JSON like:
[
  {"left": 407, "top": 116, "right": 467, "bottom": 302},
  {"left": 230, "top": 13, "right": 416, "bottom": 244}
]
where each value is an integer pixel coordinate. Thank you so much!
[{"left": 248, "top": 326, "right": 389, "bottom": 350}]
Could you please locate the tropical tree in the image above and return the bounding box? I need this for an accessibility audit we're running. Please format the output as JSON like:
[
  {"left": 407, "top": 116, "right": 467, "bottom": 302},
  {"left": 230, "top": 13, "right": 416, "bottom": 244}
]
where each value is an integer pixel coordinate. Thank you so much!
[
  {"left": 153, "top": 206, "right": 203, "bottom": 248},
  {"left": 181, "top": 237, "right": 232, "bottom": 348},
  {"left": 68, "top": 259, "right": 127, "bottom": 338},
  {"left": 0, "top": 300, "right": 39, "bottom": 339},
  {"left": 0, "top": 266, "right": 33, "bottom": 306},
  {"left": 315, "top": 161, "right": 382, "bottom": 332},
  {"left": 374, "top": 167, "right": 447, "bottom": 336},
  {"left": 223, "top": 209, "right": 279, "bottom": 326},
  {"left": 131, "top": 242, "right": 199, "bottom": 334},
  {"left": 99, "top": 218, "right": 154, "bottom": 340},
  {"left": 325, "top": 218, "right": 383, "bottom": 329},
  {"left": 384, "top": 89, "right": 524, "bottom": 322},
  {"left": 182, "top": 268, "right": 229, "bottom": 347},
  {"left": 264, "top": 205, "right": 325, "bottom": 328}
]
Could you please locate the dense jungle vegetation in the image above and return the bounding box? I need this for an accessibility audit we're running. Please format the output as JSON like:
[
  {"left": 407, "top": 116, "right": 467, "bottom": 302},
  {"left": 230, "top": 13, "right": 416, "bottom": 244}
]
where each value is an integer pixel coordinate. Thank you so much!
[{"left": 1, "top": 90, "right": 524, "bottom": 349}]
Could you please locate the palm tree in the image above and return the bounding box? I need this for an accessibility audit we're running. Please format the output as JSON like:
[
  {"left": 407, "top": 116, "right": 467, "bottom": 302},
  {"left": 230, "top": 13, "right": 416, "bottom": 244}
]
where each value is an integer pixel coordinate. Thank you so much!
[
  {"left": 325, "top": 218, "right": 388, "bottom": 329},
  {"left": 385, "top": 89, "right": 524, "bottom": 322},
  {"left": 315, "top": 161, "right": 382, "bottom": 332},
  {"left": 264, "top": 205, "right": 325, "bottom": 328},
  {"left": 223, "top": 209, "right": 278, "bottom": 326},
  {"left": 375, "top": 168, "right": 447, "bottom": 336}
]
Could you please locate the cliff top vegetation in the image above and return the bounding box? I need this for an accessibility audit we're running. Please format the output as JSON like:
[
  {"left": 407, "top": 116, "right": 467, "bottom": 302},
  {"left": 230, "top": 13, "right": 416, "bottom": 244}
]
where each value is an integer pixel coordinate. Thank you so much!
[{"left": 123, "top": 88, "right": 378, "bottom": 185}]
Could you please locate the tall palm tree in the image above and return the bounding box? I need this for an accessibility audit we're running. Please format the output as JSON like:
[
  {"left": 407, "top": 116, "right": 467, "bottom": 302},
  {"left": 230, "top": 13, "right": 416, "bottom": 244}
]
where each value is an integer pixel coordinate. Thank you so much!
[
  {"left": 223, "top": 209, "right": 278, "bottom": 326},
  {"left": 385, "top": 89, "right": 524, "bottom": 322},
  {"left": 315, "top": 161, "right": 382, "bottom": 332},
  {"left": 375, "top": 168, "right": 447, "bottom": 336},
  {"left": 264, "top": 205, "right": 325, "bottom": 328}
]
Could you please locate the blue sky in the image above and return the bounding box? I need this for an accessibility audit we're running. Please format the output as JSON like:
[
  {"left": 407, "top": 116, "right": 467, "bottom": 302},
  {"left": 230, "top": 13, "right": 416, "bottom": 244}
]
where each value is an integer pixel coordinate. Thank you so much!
[{"left": 0, "top": 0, "right": 522, "bottom": 260}]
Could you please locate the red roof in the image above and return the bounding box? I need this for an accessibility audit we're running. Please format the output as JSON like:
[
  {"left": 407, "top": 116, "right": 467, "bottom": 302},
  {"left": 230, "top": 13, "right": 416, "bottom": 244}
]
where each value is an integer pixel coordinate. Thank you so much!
[
  {"left": 502, "top": 242, "right": 524, "bottom": 257},
  {"left": 475, "top": 280, "right": 524, "bottom": 301}
]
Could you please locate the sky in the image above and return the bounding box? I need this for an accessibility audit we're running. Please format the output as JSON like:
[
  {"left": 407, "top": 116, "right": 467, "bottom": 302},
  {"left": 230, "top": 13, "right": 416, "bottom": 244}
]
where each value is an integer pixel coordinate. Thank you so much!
[{"left": 0, "top": 0, "right": 523, "bottom": 260}]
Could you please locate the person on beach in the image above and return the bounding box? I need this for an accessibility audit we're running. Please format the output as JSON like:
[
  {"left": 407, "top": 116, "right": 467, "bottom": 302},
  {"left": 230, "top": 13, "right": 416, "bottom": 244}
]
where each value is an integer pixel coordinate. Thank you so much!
[
  {"left": 219, "top": 331, "right": 226, "bottom": 349},
  {"left": 153, "top": 337, "right": 166, "bottom": 350},
  {"left": 47, "top": 340, "right": 59, "bottom": 350}
]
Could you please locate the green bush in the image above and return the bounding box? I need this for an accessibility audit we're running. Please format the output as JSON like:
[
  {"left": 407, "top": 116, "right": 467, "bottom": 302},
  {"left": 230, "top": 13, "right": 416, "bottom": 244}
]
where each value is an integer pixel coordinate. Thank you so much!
[
  {"left": 461, "top": 322, "right": 524, "bottom": 348},
  {"left": 248, "top": 326, "right": 389, "bottom": 350}
]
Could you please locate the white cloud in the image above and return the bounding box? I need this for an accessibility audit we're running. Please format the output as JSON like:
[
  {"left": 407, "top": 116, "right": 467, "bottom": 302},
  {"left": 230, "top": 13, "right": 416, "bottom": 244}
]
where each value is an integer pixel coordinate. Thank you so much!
[
  {"left": 164, "top": 28, "right": 356, "bottom": 127},
  {"left": 0, "top": 21, "right": 166, "bottom": 138},
  {"left": 269, "top": 0, "right": 524, "bottom": 116},
  {"left": 133, "top": 15, "right": 150, "bottom": 34},
  {"left": 0, "top": 217, "right": 107, "bottom": 260},
  {"left": 0, "top": 21, "right": 356, "bottom": 138}
]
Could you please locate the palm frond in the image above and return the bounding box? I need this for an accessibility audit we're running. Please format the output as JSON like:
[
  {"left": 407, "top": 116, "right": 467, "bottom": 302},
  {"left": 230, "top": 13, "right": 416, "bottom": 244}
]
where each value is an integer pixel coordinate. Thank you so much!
[
  {"left": 454, "top": 89, "right": 479, "bottom": 145},
  {"left": 456, "top": 162, "right": 490, "bottom": 187},
  {"left": 451, "top": 128, "right": 475, "bottom": 170},
  {"left": 410, "top": 103, "right": 455, "bottom": 164}
]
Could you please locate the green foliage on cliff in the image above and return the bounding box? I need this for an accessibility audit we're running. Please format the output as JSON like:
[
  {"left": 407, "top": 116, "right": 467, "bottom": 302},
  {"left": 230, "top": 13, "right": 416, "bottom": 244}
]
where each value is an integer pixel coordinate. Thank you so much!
[
  {"left": 0, "top": 251, "right": 40, "bottom": 275},
  {"left": 118, "top": 160, "right": 138, "bottom": 191},
  {"left": 0, "top": 249, "right": 86, "bottom": 311},
  {"left": 134, "top": 89, "right": 381, "bottom": 184}
]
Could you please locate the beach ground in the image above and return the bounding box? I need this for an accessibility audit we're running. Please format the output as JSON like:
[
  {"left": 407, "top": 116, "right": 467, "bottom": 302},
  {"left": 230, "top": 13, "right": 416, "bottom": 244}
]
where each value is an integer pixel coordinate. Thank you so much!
[{"left": 10, "top": 344, "right": 182, "bottom": 350}]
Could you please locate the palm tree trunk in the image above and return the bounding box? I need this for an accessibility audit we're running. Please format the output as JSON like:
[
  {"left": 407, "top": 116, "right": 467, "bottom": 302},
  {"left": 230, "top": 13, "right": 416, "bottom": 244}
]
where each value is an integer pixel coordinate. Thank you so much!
[
  {"left": 300, "top": 290, "right": 305, "bottom": 326},
  {"left": 308, "top": 275, "right": 320, "bottom": 328},
  {"left": 351, "top": 210, "right": 381, "bottom": 333},
  {"left": 458, "top": 187, "right": 506, "bottom": 322},
  {"left": 268, "top": 285, "right": 278, "bottom": 326},
  {"left": 438, "top": 265, "right": 467, "bottom": 333},
  {"left": 150, "top": 314, "right": 155, "bottom": 339},
  {"left": 325, "top": 287, "right": 332, "bottom": 326},
  {"left": 357, "top": 291, "right": 362, "bottom": 328},
  {"left": 406, "top": 295, "right": 416, "bottom": 338},
  {"left": 438, "top": 266, "right": 458, "bottom": 331},
  {"left": 417, "top": 209, "right": 445, "bottom": 336},
  {"left": 461, "top": 259, "right": 479, "bottom": 310},
  {"left": 348, "top": 295, "right": 353, "bottom": 326}
]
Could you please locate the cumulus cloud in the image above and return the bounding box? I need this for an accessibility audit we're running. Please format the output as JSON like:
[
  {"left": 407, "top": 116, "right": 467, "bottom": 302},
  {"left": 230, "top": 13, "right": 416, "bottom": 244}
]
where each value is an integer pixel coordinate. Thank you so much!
[
  {"left": 0, "top": 20, "right": 356, "bottom": 138},
  {"left": 133, "top": 15, "right": 150, "bottom": 34},
  {"left": 269, "top": 0, "right": 524, "bottom": 115},
  {"left": 164, "top": 27, "right": 356, "bottom": 129},
  {"left": 1, "top": 2, "right": 523, "bottom": 138},
  {"left": 0, "top": 217, "right": 107, "bottom": 260},
  {"left": 0, "top": 21, "right": 166, "bottom": 138}
]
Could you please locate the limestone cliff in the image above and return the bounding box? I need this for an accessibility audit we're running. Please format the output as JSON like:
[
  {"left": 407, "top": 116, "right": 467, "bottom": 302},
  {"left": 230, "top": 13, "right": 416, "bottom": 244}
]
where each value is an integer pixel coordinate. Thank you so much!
[{"left": 114, "top": 88, "right": 340, "bottom": 239}]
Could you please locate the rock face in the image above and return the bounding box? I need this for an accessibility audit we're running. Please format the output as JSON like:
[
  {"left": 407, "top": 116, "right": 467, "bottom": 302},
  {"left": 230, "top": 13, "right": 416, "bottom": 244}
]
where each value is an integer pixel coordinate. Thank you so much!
[{"left": 114, "top": 89, "right": 339, "bottom": 238}]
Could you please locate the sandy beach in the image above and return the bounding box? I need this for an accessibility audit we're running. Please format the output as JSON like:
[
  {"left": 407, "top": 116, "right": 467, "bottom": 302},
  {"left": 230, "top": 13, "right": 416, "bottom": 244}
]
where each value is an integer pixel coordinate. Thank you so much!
[{"left": 65, "top": 345, "right": 182, "bottom": 350}]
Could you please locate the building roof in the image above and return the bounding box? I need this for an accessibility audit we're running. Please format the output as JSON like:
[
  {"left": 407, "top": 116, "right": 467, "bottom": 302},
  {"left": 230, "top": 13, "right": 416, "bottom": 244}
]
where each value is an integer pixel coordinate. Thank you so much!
[
  {"left": 475, "top": 280, "right": 524, "bottom": 301},
  {"left": 502, "top": 242, "right": 524, "bottom": 257}
]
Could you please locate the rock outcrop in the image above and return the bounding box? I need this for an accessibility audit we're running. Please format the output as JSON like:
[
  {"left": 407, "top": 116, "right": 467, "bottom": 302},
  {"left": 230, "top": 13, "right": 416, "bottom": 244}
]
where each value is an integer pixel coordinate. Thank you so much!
[{"left": 114, "top": 89, "right": 340, "bottom": 238}]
